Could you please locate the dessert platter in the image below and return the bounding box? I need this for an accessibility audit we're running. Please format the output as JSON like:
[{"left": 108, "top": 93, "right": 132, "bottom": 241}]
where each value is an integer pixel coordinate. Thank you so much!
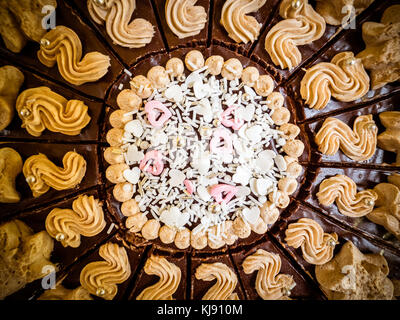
[{"left": 0, "top": 0, "right": 399, "bottom": 300}]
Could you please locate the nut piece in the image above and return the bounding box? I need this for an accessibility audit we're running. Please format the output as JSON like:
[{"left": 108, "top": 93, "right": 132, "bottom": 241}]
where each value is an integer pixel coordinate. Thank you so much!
[
  {"left": 141, "top": 219, "right": 160, "bottom": 240},
  {"left": 0, "top": 65, "right": 25, "bottom": 130},
  {"left": 147, "top": 66, "right": 170, "bottom": 89},
  {"left": 113, "top": 182, "right": 134, "bottom": 202},
  {"left": 185, "top": 50, "right": 205, "bottom": 71},
  {"left": 109, "top": 110, "right": 133, "bottom": 129},
  {"left": 116, "top": 89, "right": 142, "bottom": 111},
  {"left": 271, "top": 107, "right": 291, "bottom": 125},
  {"left": 191, "top": 230, "right": 208, "bottom": 249},
  {"left": 278, "top": 178, "right": 298, "bottom": 195},
  {"left": 249, "top": 217, "right": 268, "bottom": 234},
  {"left": 254, "top": 75, "right": 274, "bottom": 96},
  {"left": 159, "top": 225, "right": 177, "bottom": 244},
  {"left": 232, "top": 216, "right": 251, "bottom": 239},
  {"left": 279, "top": 123, "right": 300, "bottom": 140},
  {"left": 0, "top": 147, "right": 23, "bottom": 203},
  {"left": 266, "top": 92, "right": 284, "bottom": 109},
  {"left": 260, "top": 201, "right": 280, "bottom": 225},
  {"left": 126, "top": 213, "right": 147, "bottom": 233},
  {"left": 205, "top": 55, "right": 224, "bottom": 76},
  {"left": 283, "top": 139, "right": 305, "bottom": 158},
  {"left": 121, "top": 199, "right": 140, "bottom": 217},
  {"left": 241, "top": 67, "right": 260, "bottom": 87},
  {"left": 221, "top": 58, "right": 243, "bottom": 80},
  {"left": 286, "top": 161, "right": 303, "bottom": 178},
  {"left": 103, "top": 147, "right": 124, "bottom": 165},
  {"left": 174, "top": 227, "right": 191, "bottom": 249},
  {"left": 166, "top": 57, "right": 185, "bottom": 77},
  {"left": 105, "top": 163, "right": 128, "bottom": 184},
  {"left": 130, "top": 75, "right": 153, "bottom": 99}
]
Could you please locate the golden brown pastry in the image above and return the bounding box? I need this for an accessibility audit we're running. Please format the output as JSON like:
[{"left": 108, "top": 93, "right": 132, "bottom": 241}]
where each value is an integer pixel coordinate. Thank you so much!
[
  {"left": 166, "top": 0, "right": 207, "bottom": 39},
  {"left": 265, "top": 0, "right": 326, "bottom": 70},
  {"left": 37, "top": 26, "right": 111, "bottom": 86},
  {"left": 285, "top": 218, "right": 338, "bottom": 265},
  {"left": 315, "top": 241, "right": 394, "bottom": 300},
  {"left": 221, "top": 0, "right": 267, "bottom": 44},
  {"left": 45, "top": 194, "right": 106, "bottom": 248},
  {"left": 136, "top": 255, "right": 181, "bottom": 300},
  {"left": 0, "top": 147, "right": 23, "bottom": 203},
  {"left": 23, "top": 151, "right": 87, "bottom": 198},
  {"left": 377, "top": 111, "right": 400, "bottom": 165},
  {"left": 0, "top": 65, "right": 25, "bottom": 131},
  {"left": 195, "top": 262, "right": 239, "bottom": 300},
  {"left": 315, "top": 115, "right": 377, "bottom": 161},
  {"left": 315, "top": 0, "right": 373, "bottom": 26},
  {"left": 0, "top": 0, "right": 57, "bottom": 53},
  {"left": 367, "top": 175, "right": 400, "bottom": 240},
  {"left": 356, "top": 5, "right": 400, "bottom": 90},
  {"left": 88, "top": 0, "right": 155, "bottom": 48},
  {"left": 242, "top": 249, "right": 296, "bottom": 300},
  {"left": 38, "top": 285, "right": 93, "bottom": 300},
  {"left": 16, "top": 87, "right": 91, "bottom": 137},
  {"left": 0, "top": 220, "right": 55, "bottom": 300},
  {"left": 80, "top": 242, "right": 131, "bottom": 300},
  {"left": 317, "top": 174, "right": 378, "bottom": 218},
  {"left": 300, "top": 52, "right": 370, "bottom": 110}
]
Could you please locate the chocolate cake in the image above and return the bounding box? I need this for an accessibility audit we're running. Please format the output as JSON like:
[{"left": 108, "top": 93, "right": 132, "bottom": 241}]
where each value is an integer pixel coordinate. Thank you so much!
[{"left": 0, "top": 0, "right": 399, "bottom": 301}]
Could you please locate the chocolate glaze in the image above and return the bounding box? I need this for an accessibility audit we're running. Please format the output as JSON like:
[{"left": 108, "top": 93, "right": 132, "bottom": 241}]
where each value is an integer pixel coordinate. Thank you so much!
[
  {"left": 152, "top": 0, "right": 211, "bottom": 50},
  {"left": 251, "top": 0, "right": 379, "bottom": 85},
  {"left": 68, "top": 0, "right": 167, "bottom": 67},
  {"left": 271, "top": 201, "right": 400, "bottom": 285},
  {"left": 0, "top": 59, "right": 102, "bottom": 142},
  {"left": 190, "top": 252, "right": 245, "bottom": 299},
  {"left": 0, "top": 0, "right": 124, "bottom": 100},
  {"left": 212, "top": 0, "right": 281, "bottom": 56},
  {"left": 305, "top": 97, "right": 400, "bottom": 167},
  {"left": 42, "top": 233, "right": 146, "bottom": 301},
  {"left": 128, "top": 248, "right": 187, "bottom": 300},
  {"left": 305, "top": 166, "right": 400, "bottom": 252},
  {"left": 0, "top": 142, "right": 100, "bottom": 219},
  {"left": 230, "top": 234, "right": 325, "bottom": 300}
]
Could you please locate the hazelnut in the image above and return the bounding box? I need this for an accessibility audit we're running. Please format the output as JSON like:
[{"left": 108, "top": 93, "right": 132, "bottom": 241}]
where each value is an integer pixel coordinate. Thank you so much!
[
  {"left": 105, "top": 163, "right": 128, "bottom": 184},
  {"left": 166, "top": 58, "right": 185, "bottom": 77},
  {"left": 254, "top": 75, "right": 274, "bottom": 96},
  {"left": 185, "top": 50, "right": 205, "bottom": 71},
  {"left": 221, "top": 58, "right": 243, "bottom": 80},
  {"left": 109, "top": 109, "right": 133, "bottom": 128},
  {"left": 116, "top": 89, "right": 142, "bottom": 111},
  {"left": 241, "top": 67, "right": 260, "bottom": 87},
  {"left": 205, "top": 55, "right": 224, "bottom": 75},
  {"left": 147, "top": 66, "right": 170, "bottom": 89}
]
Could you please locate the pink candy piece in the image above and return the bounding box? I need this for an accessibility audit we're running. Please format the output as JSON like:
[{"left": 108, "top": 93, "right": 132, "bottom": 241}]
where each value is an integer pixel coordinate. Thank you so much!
[
  {"left": 184, "top": 180, "right": 194, "bottom": 195},
  {"left": 139, "top": 150, "right": 164, "bottom": 176},
  {"left": 210, "top": 128, "right": 233, "bottom": 155},
  {"left": 220, "top": 106, "right": 244, "bottom": 130},
  {"left": 210, "top": 184, "right": 238, "bottom": 205},
  {"left": 145, "top": 100, "right": 172, "bottom": 128}
]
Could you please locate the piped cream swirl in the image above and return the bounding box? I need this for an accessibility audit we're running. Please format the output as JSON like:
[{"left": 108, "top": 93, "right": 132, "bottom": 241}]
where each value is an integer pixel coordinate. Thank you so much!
[
  {"left": 88, "top": 0, "right": 154, "bottom": 48},
  {"left": 242, "top": 249, "right": 296, "bottom": 300},
  {"left": 317, "top": 174, "right": 378, "bottom": 218},
  {"left": 221, "top": 0, "right": 266, "bottom": 44},
  {"left": 37, "top": 26, "right": 111, "bottom": 85},
  {"left": 136, "top": 255, "right": 181, "bottom": 300},
  {"left": 195, "top": 262, "right": 239, "bottom": 300},
  {"left": 45, "top": 194, "right": 106, "bottom": 248},
  {"left": 285, "top": 218, "right": 338, "bottom": 265},
  {"left": 265, "top": 0, "right": 326, "bottom": 70},
  {"left": 80, "top": 242, "right": 131, "bottom": 300},
  {"left": 16, "top": 87, "right": 91, "bottom": 137},
  {"left": 315, "top": 115, "right": 377, "bottom": 161},
  {"left": 166, "top": 0, "right": 207, "bottom": 39},
  {"left": 23, "top": 151, "right": 87, "bottom": 198},
  {"left": 300, "top": 52, "right": 370, "bottom": 110}
]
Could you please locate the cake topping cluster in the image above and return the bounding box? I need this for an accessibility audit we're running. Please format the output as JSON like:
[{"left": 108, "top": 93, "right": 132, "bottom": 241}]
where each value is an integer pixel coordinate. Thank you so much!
[{"left": 106, "top": 50, "right": 304, "bottom": 249}]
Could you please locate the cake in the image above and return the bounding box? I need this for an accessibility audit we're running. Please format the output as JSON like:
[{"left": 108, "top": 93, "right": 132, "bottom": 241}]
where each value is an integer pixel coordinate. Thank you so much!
[{"left": 0, "top": 0, "right": 399, "bottom": 301}]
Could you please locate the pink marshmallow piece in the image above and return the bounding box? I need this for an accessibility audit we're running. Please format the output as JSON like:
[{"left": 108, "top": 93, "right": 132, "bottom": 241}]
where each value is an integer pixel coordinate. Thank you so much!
[
  {"left": 184, "top": 180, "right": 194, "bottom": 195},
  {"left": 139, "top": 150, "right": 164, "bottom": 176},
  {"left": 220, "top": 106, "right": 244, "bottom": 130},
  {"left": 145, "top": 100, "right": 172, "bottom": 128},
  {"left": 210, "top": 128, "right": 233, "bottom": 155},
  {"left": 210, "top": 184, "right": 238, "bottom": 205}
]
